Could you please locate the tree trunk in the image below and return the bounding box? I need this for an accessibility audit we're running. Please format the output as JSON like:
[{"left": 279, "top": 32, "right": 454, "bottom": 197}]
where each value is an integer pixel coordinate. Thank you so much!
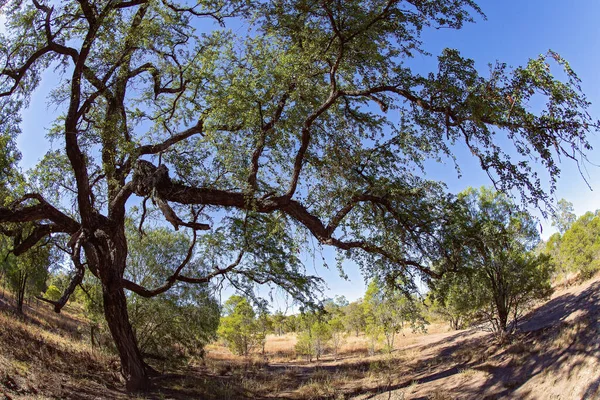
[
  {"left": 102, "top": 280, "right": 150, "bottom": 391},
  {"left": 89, "top": 228, "right": 153, "bottom": 392},
  {"left": 16, "top": 272, "right": 27, "bottom": 314}
]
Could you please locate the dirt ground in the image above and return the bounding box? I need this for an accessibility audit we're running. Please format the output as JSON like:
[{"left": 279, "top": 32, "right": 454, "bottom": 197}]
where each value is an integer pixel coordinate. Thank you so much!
[{"left": 0, "top": 277, "right": 599, "bottom": 399}]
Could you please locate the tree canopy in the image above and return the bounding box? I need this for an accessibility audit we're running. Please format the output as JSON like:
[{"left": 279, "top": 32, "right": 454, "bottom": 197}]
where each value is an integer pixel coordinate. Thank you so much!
[
  {"left": 549, "top": 210, "right": 600, "bottom": 279},
  {"left": 431, "top": 187, "right": 553, "bottom": 339},
  {"left": 552, "top": 199, "right": 577, "bottom": 235},
  {"left": 0, "top": 0, "right": 596, "bottom": 390}
]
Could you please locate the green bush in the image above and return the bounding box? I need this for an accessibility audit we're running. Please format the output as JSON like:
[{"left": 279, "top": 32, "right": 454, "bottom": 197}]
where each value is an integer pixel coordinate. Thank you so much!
[{"left": 44, "top": 285, "right": 62, "bottom": 301}]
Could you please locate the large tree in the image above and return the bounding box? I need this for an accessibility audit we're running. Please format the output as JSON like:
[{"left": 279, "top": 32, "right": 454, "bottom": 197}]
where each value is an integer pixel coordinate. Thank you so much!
[{"left": 0, "top": 0, "right": 596, "bottom": 390}]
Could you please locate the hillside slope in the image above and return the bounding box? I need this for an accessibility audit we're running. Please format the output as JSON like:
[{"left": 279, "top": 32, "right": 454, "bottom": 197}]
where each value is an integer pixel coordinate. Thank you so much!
[
  {"left": 0, "top": 296, "right": 126, "bottom": 400},
  {"left": 350, "top": 277, "right": 600, "bottom": 400}
]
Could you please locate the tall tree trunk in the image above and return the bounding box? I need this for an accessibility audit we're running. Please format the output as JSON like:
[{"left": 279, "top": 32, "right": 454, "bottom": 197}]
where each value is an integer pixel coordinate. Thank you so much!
[
  {"left": 89, "top": 228, "right": 152, "bottom": 392},
  {"left": 102, "top": 278, "right": 149, "bottom": 391}
]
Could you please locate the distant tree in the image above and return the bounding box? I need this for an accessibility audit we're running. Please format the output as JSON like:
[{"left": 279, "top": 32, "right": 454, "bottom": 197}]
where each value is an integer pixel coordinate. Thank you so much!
[
  {"left": 552, "top": 199, "right": 577, "bottom": 234},
  {"left": 364, "top": 280, "right": 426, "bottom": 352},
  {"left": 218, "top": 295, "right": 263, "bottom": 357},
  {"left": 558, "top": 211, "right": 600, "bottom": 279},
  {"left": 429, "top": 273, "right": 477, "bottom": 330},
  {"left": 256, "top": 310, "right": 273, "bottom": 355},
  {"left": 544, "top": 232, "right": 569, "bottom": 280},
  {"left": 284, "top": 314, "right": 301, "bottom": 334},
  {"left": 328, "top": 314, "right": 346, "bottom": 360},
  {"left": 272, "top": 311, "right": 287, "bottom": 336},
  {"left": 311, "top": 320, "right": 332, "bottom": 361},
  {"left": 0, "top": 234, "right": 53, "bottom": 313},
  {"left": 344, "top": 300, "right": 366, "bottom": 336},
  {"left": 436, "top": 187, "right": 554, "bottom": 341},
  {"left": 295, "top": 319, "right": 332, "bottom": 362}
]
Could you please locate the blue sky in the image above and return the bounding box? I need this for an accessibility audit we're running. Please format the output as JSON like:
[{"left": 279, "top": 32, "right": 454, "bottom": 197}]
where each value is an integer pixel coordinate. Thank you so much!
[{"left": 6, "top": 0, "right": 600, "bottom": 307}]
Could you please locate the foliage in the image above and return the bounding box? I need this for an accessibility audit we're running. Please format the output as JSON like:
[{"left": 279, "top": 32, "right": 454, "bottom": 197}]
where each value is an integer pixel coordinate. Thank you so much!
[
  {"left": 364, "top": 280, "right": 427, "bottom": 352},
  {"left": 0, "top": 234, "right": 53, "bottom": 313},
  {"left": 44, "top": 285, "right": 62, "bottom": 302},
  {"left": 556, "top": 211, "right": 600, "bottom": 279},
  {"left": 434, "top": 187, "right": 553, "bottom": 339},
  {"left": 323, "top": 298, "right": 347, "bottom": 359},
  {"left": 544, "top": 233, "right": 567, "bottom": 279},
  {"left": 256, "top": 310, "right": 273, "bottom": 355},
  {"left": 126, "top": 225, "right": 220, "bottom": 363},
  {"left": 272, "top": 311, "right": 287, "bottom": 336},
  {"left": 284, "top": 314, "right": 301, "bottom": 334},
  {"left": 295, "top": 319, "right": 332, "bottom": 362},
  {"left": 218, "top": 295, "right": 264, "bottom": 357},
  {"left": 344, "top": 300, "right": 366, "bottom": 337},
  {"left": 552, "top": 199, "right": 577, "bottom": 234},
  {"left": 428, "top": 274, "right": 477, "bottom": 330},
  {"left": 328, "top": 315, "right": 346, "bottom": 360}
]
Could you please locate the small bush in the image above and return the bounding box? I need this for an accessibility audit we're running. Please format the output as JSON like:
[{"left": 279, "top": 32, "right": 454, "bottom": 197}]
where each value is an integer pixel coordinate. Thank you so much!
[{"left": 44, "top": 285, "right": 62, "bottom": 301}]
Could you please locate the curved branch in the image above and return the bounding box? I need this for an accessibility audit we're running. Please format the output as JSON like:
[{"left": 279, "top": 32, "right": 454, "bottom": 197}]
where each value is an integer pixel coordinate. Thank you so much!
[
  {"left": 12, "top": 224, "right": 57, "bottom": 256},
  {"left": 248, "top": 85, "right": 294, "bottom": 191},
  {"left": 137, "top": 119, "right": 204, "bottom": 156},
  {"left": 0, "top": 193, "right": 80, "bottom": 233},
  {"left": 37, "top": 230, "right": 87, "bottom": 313},
  {"left": 130, "top": 160, "right": 437, "bottom": 278},
  {"left": 285, "top": 90, "right": 340, "bottom": 198}
]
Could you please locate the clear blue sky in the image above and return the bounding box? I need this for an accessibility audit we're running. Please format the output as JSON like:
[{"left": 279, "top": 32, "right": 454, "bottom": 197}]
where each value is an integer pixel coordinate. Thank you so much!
[{"left": 6, "top": 0, "right": 600, "bottom": 307}]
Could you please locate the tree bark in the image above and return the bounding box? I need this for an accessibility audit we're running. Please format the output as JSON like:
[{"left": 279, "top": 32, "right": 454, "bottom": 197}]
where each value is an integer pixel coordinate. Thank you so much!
[
  {"left": 89, "top": 227, "right": 152, "bottom": 392},
  {"left": 102, "top": 279, "right": 150, "bottom": 391}
]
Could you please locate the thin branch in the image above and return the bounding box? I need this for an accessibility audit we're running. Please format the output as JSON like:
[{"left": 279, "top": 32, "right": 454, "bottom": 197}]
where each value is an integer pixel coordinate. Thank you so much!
[{"left": 123, "top": 233, "right": 245, "bottom": 298}]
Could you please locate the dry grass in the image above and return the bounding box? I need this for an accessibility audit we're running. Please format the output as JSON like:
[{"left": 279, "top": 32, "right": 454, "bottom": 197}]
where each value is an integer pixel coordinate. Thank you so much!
[{"left": 0, "top": 294, "right": 124, "bottom": 399}]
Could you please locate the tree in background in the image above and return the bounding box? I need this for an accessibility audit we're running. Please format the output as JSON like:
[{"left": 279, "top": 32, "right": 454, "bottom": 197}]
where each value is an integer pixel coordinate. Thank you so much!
[
  {"left": 429, "top": 273, "right": 477, "bottom": 330},
  {"left": 328, "top": 315, "right": 346, "bottom": 361},
  {"left": 0, "top": 233, "right": 53, "bottom": 313},
  {"left": 544, "top": 233, "right": 566, "bottom": 279},
  {"left": 284, "top": 315, "right": 301, "bottom": 334},
  {"left": 552, "top": 199, "right": 577, "bottom": 235},
  {"left": 435, "top": 188, "right": 553, "bottom": 341},
  {"left": 256, "top": 310, "right": 273, "bottom": 355},
  {"left": 558, "top": 211, "right": 600, "bottom": 279},
  {"left": 344, "top": 300, "right": 366, "bottom": 337},
  {"left": 218, "top": 295, "right": 264, "bottom": 357},
  {"left": 0, "top": 0, "right": 596, "bottom": 390},
  {"left": 364, "top": 280, "right": 426, "bottom": 352},
  {"left": 295, "top": 316, "right": 332, "bottom": 362},
  {"left": 324, "top": 297, "right": 348, "bottom": 360},
  {"left": 272, "top": 311, "right": 287, "bottom": 336}
]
